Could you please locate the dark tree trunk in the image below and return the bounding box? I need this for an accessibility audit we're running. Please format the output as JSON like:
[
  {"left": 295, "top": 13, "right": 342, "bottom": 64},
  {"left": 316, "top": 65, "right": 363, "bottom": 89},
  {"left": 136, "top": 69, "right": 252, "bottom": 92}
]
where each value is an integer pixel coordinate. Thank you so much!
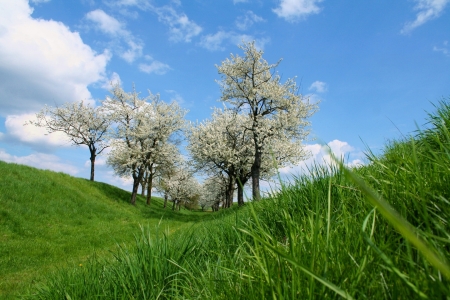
[
  {"left": 164, "top": 193, "right": 168, "bottom": 208},
  {"left": 236, "top": 177, "right": 247, "bottom": 206},
  {"left": 251, "top": 149, "right": 262, "bottom": 201},
  {"left": 141, "top": 173, "right": 147, "bottom": 196},
  {"left": 172, "top": 199, "right": 176, "bottom": 210},
  {"left": 146, "top": 171, "right": 153, "bottom": 205},
  {"left": 223, "top": 175, "right": 235, "bottom": 208},
  {"left": 89, "top": 148, "right": 96, "bottom": 181},
  {"left": 130, "top": 167, "right": 144, "bottom": 205}
]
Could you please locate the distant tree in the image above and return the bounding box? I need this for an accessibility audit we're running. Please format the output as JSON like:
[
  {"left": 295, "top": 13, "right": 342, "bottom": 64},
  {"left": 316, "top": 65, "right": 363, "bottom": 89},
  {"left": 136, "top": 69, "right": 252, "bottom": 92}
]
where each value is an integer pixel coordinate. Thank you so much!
[
  {"left": 26, "top": 102, "right": 109, "bottom": 181},
  {"left": 187, "top": 108, "right": 252, "bottom": 206},
  {"left": 200, "top": 174, "right": 228, "bottom": 211},
  {"left": 104, "top": 84, "right": 186, "bottom": 205},
  {"left": 216, "top": 41, "right": 318, "bottom": 200},
  {"left": 165, "top": 166, "right": 200, "bottom": 211}
]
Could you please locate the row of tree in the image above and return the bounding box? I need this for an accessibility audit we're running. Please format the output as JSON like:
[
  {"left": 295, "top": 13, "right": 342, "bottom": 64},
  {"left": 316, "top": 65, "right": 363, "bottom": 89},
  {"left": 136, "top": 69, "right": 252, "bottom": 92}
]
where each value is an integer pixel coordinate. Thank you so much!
[{"left": 27, "top": 42, "right": 317, "bottom": 210}]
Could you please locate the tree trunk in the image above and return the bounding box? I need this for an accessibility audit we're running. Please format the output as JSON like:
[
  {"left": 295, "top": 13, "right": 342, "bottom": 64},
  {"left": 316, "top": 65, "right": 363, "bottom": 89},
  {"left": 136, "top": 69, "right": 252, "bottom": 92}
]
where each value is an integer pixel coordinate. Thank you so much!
[
  {"left": 141, "top": 174, "right": 147, "bottom": 196},
  {"left": 251, "top": 149, "right": 262, "bottom": 201},
  {"left": 164, "top": 193, "right": 168, "bottom": 208},
  {"left": 130, "top": 179, "right": 140, "bottom": 205},
  {"left": 172, "top": 199, "right": 176, "bottom": 210},
  {"left": 146, "top": 171, "right": 153, "bottom": 205},
  {"left": 89, "top": 149, "right": 96, "bottom": 181},
  {"left": 130, "top": 167, "right": 144, "bottom": 205},
  {"left": 222, "top": 174, "right": 234, "bottom": 208},
  {"left": 237, "top": 177, "right": 247, "bottom": 206}
]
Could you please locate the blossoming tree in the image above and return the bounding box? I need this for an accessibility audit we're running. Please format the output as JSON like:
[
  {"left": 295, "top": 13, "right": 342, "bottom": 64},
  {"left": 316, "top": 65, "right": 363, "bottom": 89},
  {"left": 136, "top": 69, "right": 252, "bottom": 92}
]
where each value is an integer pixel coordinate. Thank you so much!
[
  {"left": 187, "top": 108, "right": 252, "bottom": 206},
  {"left": 26, "top": 102, "right": 110, "bottom": 181},
  {"left": 216, "top": 41, "right": 318, "bottom": 200},
  {"left": 103, "top": 84, "right": 187, "bottom": 205}
]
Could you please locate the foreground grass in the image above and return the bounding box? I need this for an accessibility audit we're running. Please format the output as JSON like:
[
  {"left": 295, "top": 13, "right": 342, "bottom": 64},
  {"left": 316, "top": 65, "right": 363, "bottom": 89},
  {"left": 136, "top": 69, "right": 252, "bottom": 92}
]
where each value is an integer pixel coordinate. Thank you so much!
[
  {"left": 0, "top": 163, "right": 211, "bottom": 298},
  {"left": 27, "top": 100, "right": 450, "bottom": 299}
]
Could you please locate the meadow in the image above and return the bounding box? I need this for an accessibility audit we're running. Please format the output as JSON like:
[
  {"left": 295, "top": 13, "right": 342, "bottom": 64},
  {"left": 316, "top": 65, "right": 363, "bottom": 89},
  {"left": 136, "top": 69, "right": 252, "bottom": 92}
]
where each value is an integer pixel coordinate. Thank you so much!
[
  {"left": 0, "top": 164, "right": 212, "bottom": 298},
  {"left": 1, "top": 99, "right": 450, "bottom": 299}
]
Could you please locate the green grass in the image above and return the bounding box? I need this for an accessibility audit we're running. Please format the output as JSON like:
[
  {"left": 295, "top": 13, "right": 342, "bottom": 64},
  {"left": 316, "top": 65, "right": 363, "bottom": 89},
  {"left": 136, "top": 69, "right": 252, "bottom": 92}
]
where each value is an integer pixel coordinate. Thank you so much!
[
  {"left": 5, "top": 99, "right": 450, "bottom": 299},
  {"left": 0, "top": 163, "right": 211, "bottom": 298}
]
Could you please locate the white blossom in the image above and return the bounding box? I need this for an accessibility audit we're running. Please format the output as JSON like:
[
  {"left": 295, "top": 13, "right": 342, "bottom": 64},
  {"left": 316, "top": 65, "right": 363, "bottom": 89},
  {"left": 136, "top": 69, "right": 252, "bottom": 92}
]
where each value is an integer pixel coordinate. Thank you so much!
[
  {"left": 216, "top": 41, "right": 317, "bottom": 200},
  {"left": 26, "top": 101, "right": 110, "bottom": 181},
  {"left": 103, "top": 83, "right": 187, "bottom": 205}
]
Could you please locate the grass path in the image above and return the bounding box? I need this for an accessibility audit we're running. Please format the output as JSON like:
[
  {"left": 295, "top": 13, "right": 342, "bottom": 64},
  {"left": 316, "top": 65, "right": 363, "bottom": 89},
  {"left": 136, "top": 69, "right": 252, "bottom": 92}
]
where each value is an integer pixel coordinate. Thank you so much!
[{"left": 0, "top": 161, "right": 211, "bottom": 298}]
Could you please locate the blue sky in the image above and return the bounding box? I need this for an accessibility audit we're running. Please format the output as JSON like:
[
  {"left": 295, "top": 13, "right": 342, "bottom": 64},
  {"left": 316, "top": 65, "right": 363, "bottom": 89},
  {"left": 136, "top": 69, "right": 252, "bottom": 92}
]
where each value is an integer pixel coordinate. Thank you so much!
[{"left": 0, "top": 0, "right": 449, "bottom": 190}]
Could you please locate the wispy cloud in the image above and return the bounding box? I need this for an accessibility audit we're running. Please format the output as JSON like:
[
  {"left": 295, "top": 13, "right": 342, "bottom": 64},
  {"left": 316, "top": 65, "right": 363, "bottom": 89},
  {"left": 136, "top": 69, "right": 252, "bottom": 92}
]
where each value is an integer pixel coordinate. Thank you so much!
[
  {"left": 139, "top": 59, "right": 171, "bottom": 75},
  {"left": 279, "top": 140, "right": 364, "bottom": 176},
  {"left": 100, "top": 72, "right": 122, "bottom": 90},
  {"left": 235, "top": 11, "right": 265, "bottom": 30},
  {"left": 273, "top": 0, "right": 324, "bottom": 22},
  {"left": 154, "top": 6, "right": 203, "bottom": 43},
  {"left": 401, "top": 0, "right": 449, "bottom": 34},
  {"left": 433, "top": 40, "right": 450, "bottom": 56},
  {"left": 104, "top": 1, "right": 202, "bottom": 43},
  {"left": 0, "top": 149, "right": 79, "bottom": 175},
  {"left": 166, "top": 90, "right": 185, "bottom": 105},
  {"left": 200, "top": 31, "right": 269, "bottom": 51},
  {"left": 309, "top": 81, "right": 327, "bottom": 93},
  {"left": 104, "top": 0, "right": 152, "bottom": 11},
  {"left": 85, "top": 9, "right": 143, "bottom": 62}
]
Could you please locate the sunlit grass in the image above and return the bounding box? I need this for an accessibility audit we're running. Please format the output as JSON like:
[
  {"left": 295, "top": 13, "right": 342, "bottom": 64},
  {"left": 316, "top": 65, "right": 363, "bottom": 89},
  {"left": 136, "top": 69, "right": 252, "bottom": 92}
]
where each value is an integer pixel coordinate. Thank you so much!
[
  {"left": 7, "top": 99, "right": 450, "bottom": 299},
  {"left": 0, "top": 163, "right": 211, "bottom": 298}
]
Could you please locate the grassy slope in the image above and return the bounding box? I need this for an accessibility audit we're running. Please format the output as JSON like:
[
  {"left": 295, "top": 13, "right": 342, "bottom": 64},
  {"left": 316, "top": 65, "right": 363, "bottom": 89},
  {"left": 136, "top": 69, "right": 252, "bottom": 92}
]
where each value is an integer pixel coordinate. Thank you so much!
[
  {"left": 0, "top": 161, "right": 207, "bottom": 298},
  {"left": 29, "top": 100, "right": 450, "bottom": 299}
]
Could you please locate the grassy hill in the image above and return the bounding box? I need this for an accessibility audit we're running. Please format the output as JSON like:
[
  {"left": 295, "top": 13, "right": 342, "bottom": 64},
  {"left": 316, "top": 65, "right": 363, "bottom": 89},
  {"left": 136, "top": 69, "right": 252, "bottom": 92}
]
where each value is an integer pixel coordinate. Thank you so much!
[
  {"left": 0, "top": 162, "right": 208, "bottom": 298},
  {"left": 2, "top": 99, "right": 450, "bottom": 299},
  {"left": 23, "top": 99, "right": 450, "bottom": 299}
]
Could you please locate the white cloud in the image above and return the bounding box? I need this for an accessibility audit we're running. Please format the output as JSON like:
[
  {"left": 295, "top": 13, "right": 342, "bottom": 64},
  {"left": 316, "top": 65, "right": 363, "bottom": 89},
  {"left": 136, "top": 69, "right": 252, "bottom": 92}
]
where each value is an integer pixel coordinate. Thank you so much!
[
  {"left": 433, "top": 40, "right": 450, "bottom": 56},
  {"left": 100, "top": 72, "right": 122, "bottom": 90},
  {"left": 5, "top": 113, "right": 71, "bottom": 148},
  {"left": 200, "top": 31, "right": 269, "bottom": 51},
  {"left": 0, "top": 149, "right": 79, "bottom": 175},
  {"left": 139, "top": 61, "right": 171, "bottom": 75},
  {"left": 104, "top": 170, "right": 134, "bottom": 189},
  {"left": 309, "top": 81, "right": 327, "bottom": 93},
  {"left": 279, "top": 140, "right": 364, "bottom": 176},
  {"left": 235, "top": 11, "right": 265, "bottom": 30},
  {"left": 84, "top": 156, "right": 107, "bottom": 168},
  {"left": 273, "top": 0, "right": 324, "bottom": 22},
  {"left": 121, "top": 39, "right": 144, "bottom": 63},
  {"left": 0, "top": 0, "right": 109, "bottom": 116},
  {"left": 166, "top": 90, "right": 185, "bottom": 105},
  {"left": 86, "top": 9, "right": 125, "bottom": 35},
  {"left": 105, "top": 0, "right": 152, "bottom": 10},
  {"left": 85, "top": 9, "right": 143, "bottom": 62},
  {"left": 154, "top": 6, "right": 203, "bottom": 42},
  {"left": 401, "top": 0, "right": 449, "bottom": 34}
]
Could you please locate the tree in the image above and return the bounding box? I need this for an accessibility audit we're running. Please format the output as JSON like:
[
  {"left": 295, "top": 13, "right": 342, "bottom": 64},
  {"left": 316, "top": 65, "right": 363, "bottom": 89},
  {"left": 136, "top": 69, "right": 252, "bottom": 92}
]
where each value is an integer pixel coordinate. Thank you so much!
[
  {"left": 26, "top": 102, "right": 109, "bottom": 181},
  {"left": 187, "top": 108, "right": 252, "bottom": 206},
  {"left": 164, "top": 166, "right": 200, "bottom": 211},
  {"left": 103, "top": 84, "right": 187, "bottom": 205},
  {"left": 200, "top": 174, "right": 229, "bottom": 211},
  {"left": 142, "top": 143, "right": 181, "bottom": 206},
  {"left": 216, "top": 41, "right": 317, "bottom": 200},
  {"left": 188, "top": 107, "right": 306, "bottom": 206}
]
